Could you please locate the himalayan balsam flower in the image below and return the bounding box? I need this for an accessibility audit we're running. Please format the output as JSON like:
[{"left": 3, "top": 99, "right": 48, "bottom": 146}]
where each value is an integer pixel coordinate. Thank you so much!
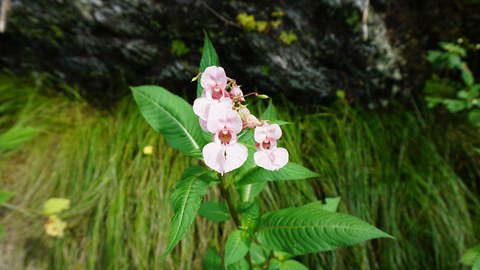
[
  {"left": 202, "top": 102, "right": 248, "bottom": 174},
  {"left": 193, "top": 66, "right": 231, "bottom": 131},
  {"left": 254, "top": 124, "right": 289, "bottom": 170},
  {"left": 193, "top": 65, "right": 288, "bottom": 173}
]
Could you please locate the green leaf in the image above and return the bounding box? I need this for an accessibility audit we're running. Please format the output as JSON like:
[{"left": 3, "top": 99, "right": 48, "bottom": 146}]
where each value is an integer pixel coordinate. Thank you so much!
[
  {"left": 468, "top": 110, "right": 480, "bottom": 126},
  {"left": 256, "top": 204, "right": 393, "bottom": 255},
  {"left": 43, "top": 198, "right": 71, "bottom": 215},
  {"left": 261, "top": 100, "right": 278, "bottom": 120},
  {"left": 197, "top": 31, "right": 220, "bottom": 98},
  {"left": 236, "top": 162, "right": 320, "bottom": 185},
  {"left": 442, "top": 99, "right": 465, "bottom": 112},
  {"left": 131, "top": 85, "right": 206, "bottom": 155},
  {"left": 0, "top": 125, "right": 39, "bottom": 152},
  {"left": 0, "top": 191, "right": 13, "bottom": 204},
  {"left": 199, "top": 201, "right": 231, "bottom": 222},
  {"left": 240, "top": 202, "right": 260, "bottom": 231},
  {"left": 250, "top": 243, "right": 270, "bottom": 265},
  {"left": 203, "top": 247, "right": 222, "bottom": 270},
  {"left": 225, "top": 230, "right": 251, "bottom": 266},
  {"left": 163, "top": 166, "right": 213, "bottom": 256},
  {"left": 281, "top": 260, "right": 309, "bottom": 270},
  {"left": 238, "top": 182, "right": 267, "bottom": 202},
  {"left": 227, "top": 258, "right": 249, "bottom": 270},
  {"left": 304, "top": 198, "right": 341, "bottom": 212},
  {"left": 474, "top": 257, "right": 480, "bottom": 270},
  {"left": 461, "top": 244, "right": 480, "bottom": 266},
  {"left": 461, "top": 66, "right": 475, "bottom": 86}
]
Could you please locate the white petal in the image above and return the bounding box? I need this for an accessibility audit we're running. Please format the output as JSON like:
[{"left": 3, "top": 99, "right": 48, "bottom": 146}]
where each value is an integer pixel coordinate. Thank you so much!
[
  {"left": 254, "top": 126, "right": 267, "bottom": 143},
  {"left": 254, "top": 150, "right": 275, "bottom": 171},
  {"left": 193, "top": 98, "right": 211, "bottom": 120},
  {"left": 254, "top": 148, "right": 289, "bottom": 171},
  {"left": 224, "top": 143, "right": 248, "bottom": 173},
  {"left": 268, "top": 124, "right": 282, "bottom": 140},
  {"left": 199, "top": 118, "right": 208, "bottom": 132},
  {"left": 272, "top": 148, "right": 289, "bottom": 169},
  {"left": 202, "top": 142, "right": 225, "bottom": 174}
]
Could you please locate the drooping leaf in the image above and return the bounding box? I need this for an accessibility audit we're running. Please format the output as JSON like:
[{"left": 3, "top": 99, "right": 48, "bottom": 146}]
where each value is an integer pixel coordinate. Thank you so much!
[
  {"left": 163, "top": 166, "right": 213, "bottom": 256},
  {"left": 224, "top": 230, "right": 251, "bottom": 266},
  {"left": 43, "top": 198, "right": 71, "bottom": 215},
  {"left": 131, "top": 85, "right": 207, "bottom": 155},
  {"left": 203, "top": 247, "right": 222, "bottom": 270},
  {"left": 199, "top": 201, "right": 231, "bottom": 222},
  {"left": 197, "top": 31, "right": 220, "bottom": 97},
  {"left": 236, "top": 162, "right": 320, "bottom": 185},
  {"left": 256, "top": 204, "right": 393, "bottom": 255},
  {"left": 0, "top": 191, "right": 13, "bottom": 204},
  {"left": 461, "top": 244, "right": 480, "bottom": 266}
]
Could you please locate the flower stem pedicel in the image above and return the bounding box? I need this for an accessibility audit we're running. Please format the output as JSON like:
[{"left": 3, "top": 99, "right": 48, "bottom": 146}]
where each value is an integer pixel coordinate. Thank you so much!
[{"left": 131, "top": 33, "right": 393, "bottom": 269}]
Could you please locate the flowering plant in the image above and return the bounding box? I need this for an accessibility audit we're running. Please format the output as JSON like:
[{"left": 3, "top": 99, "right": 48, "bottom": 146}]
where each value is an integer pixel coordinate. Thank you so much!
[{"left": 132, "top": 33, "right": 392, "bottom": 269}]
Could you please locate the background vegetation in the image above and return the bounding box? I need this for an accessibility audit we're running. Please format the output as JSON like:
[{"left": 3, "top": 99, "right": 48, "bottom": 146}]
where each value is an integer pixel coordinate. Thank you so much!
[{"left": 1, "top": 73, "right": 479, "bottom": 269}]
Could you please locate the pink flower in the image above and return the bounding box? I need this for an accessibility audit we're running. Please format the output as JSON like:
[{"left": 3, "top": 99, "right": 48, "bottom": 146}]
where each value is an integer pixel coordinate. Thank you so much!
[
  {"left": 238, "top": 107, "right": 261, "bottom": 129},
  {"left": 202, "top": 102, "right": 248, "bottom": 174},
  {"left": 193, "top": 66, "right": 232, "bottom": 131},
  {"left": 253, "top": 124, "right": 289, "bottom": 170},
  {"left": 229, "top": 86, "right": 245, "bottom": 102},
  {"left": 201, "top": 66, "right": 228, "bottom": 100}
]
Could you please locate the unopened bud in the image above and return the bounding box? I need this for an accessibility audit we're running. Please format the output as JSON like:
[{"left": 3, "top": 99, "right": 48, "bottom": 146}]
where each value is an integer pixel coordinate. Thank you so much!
[
  {"left": 257, "top": 94, "right": 269, "bottom": 99},
  {"left": 191, "top": 73, "right": 201, "bottom": 82}
]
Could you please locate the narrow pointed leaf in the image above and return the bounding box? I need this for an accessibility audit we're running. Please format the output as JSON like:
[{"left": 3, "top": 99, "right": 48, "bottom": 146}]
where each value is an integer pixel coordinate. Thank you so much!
[
  {"left": 236, "top": 162, "right": 320, "bottom": 185},
  {"left": 199, "top": 201, "right": 231, "bottom": 222},
  {"left": 224, "top": 230, "right": 250, "bottom": 266},
  {"left": 261, "top": 100, "right": 278, "bottom": 120},
  {"left": 256, "top": 204, "right": 393, "bottom": 255},
  {"left": 131, "top": 85, "right": 206, "bottom": 155},
  {"left": 163, "top": 166, "right": 213, "bottom": 256},
  {"left": 197, "top": 32, "right": 220, "bottom": 97}
]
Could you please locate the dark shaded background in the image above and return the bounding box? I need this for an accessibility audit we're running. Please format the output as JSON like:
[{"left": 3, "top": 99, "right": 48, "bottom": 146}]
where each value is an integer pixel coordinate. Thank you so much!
[{"left": 1, "top": 0, "right": 479, "bottom": 106}]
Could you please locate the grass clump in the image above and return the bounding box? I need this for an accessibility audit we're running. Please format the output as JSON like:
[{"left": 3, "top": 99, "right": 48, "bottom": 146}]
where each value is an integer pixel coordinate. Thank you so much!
[{"left": 0, "top": 75, "right": 478, "bottom": 269}]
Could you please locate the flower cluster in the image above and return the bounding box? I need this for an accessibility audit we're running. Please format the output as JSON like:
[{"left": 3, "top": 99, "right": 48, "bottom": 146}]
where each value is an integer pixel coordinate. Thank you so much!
[{"left": 193, "top": 66, "right": 288, "bottom": 174}]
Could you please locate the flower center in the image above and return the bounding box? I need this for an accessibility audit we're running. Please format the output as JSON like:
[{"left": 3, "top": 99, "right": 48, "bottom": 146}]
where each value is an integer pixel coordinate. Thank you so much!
[
  {"left": 212, "top": 85, "right": 223, "bottom": 100},
  {"left": 262, "top": 140, "right": 271, "bottom": 150},
  {"left": 218, "top": 129, "right": 232, "bottom": 144}
]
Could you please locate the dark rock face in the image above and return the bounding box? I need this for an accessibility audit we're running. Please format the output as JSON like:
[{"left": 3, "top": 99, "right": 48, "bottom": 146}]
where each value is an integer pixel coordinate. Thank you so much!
[{"left": 0, "top": 0, "right": 479, "bottom": 106}]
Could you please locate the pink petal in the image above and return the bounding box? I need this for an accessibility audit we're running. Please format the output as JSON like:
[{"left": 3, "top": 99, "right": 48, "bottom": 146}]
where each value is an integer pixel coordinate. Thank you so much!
[
  {"left": 202, "top": 142, "right": 225, "bottom": 174},
  {"left": 199, "top": 118, "right": 208, "bottom": 131},
  {"left": 254, "top": 124, "right": 282, "bottom": 143},
  {"left": 254, "top": 147, "right": 289, "bottom": 171},
  {"left": 207, "top": 102, "right": 242, "bottom": 134},
  {"left": 224, "top": 143, "right": 248, "bottom": 173},
  {"left": 193, "top": 97, "right": 211, "bottom": 120},
  {"left": 201, "top": 66, "right": 227, "bottom": 99}
]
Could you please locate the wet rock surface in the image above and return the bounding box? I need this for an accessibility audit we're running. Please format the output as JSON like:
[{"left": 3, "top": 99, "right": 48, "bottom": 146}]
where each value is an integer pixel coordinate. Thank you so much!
[{"left": 0, "top": 0, "right": 479, "bottom": 106}]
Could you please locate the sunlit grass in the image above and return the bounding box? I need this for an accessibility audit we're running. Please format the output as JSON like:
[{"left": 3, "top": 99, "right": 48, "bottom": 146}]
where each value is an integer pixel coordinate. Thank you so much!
[{"left": 0, "top": 75, "right": 478, "bottom": 269}]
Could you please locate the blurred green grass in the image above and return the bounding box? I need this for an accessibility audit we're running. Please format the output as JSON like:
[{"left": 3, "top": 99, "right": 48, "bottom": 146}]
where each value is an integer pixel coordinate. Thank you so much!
[{"left": 0, "top": 74, "right": 479, "bottom": 269}]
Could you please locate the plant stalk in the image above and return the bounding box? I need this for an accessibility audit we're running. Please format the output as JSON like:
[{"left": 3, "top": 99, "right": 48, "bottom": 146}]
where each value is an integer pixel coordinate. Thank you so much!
[{"left": 218, "top": 174, "right": 253, "bottom": 269}]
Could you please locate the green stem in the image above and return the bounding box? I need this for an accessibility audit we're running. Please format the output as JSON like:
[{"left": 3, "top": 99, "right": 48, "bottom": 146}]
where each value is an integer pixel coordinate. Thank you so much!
[
  {"left": 218, "top": 174, "right": 253, "bottom": 269},
  {"left": 1, "top": 203, "right": 37, "bottom": 217}
]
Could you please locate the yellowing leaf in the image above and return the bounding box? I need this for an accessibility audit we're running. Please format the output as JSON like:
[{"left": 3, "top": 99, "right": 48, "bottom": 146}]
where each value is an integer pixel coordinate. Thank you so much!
[
  {"left": 237, "top": 13, "right": 256, "bottom": 31},
  {"left": 256, "top": 21, "right": 268, "bottom": 32},
  {"left": 43, "top": 198, "right": 71, "bottom": 215},
  {"left": 44, "top": 215, "right": 67, "bottom": 238}
]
